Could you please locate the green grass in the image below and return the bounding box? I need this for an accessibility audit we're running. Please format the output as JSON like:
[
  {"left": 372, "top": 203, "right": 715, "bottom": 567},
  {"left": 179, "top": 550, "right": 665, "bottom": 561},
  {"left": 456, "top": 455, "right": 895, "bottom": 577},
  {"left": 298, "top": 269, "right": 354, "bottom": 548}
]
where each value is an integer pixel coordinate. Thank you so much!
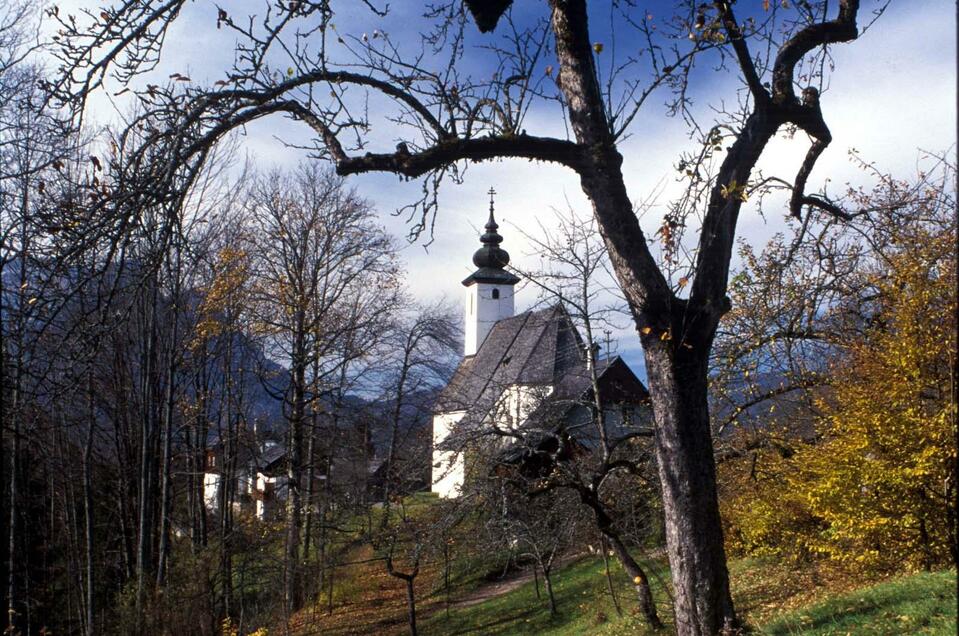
[
  {"left": 421, "top": 554, "right": 673, "bottom": 635},
  {"left": 420, "top": 555, "right": 957, "bottom": 636},
  {"left": 762, "top": 569, "right": 956, "bottom": 635}
]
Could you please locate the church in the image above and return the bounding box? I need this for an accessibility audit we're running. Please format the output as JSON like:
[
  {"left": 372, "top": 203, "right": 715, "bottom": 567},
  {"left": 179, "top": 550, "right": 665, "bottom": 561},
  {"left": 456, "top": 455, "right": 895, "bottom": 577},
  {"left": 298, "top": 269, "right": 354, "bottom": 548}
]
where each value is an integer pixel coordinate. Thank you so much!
[{"left": 431, "top": 196, "right": 653, "bottom": 498}]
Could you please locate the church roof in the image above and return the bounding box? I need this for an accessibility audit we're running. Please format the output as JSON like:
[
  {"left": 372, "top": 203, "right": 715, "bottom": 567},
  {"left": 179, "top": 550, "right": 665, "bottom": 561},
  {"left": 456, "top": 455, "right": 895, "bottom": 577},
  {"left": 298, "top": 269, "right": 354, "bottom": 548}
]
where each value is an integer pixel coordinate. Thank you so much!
[
  {"left": 435, "top": 304, "right": 649, "bottom": 437},
  {"left": 435, "top": 304, "right": 582, "bottom": 414}
]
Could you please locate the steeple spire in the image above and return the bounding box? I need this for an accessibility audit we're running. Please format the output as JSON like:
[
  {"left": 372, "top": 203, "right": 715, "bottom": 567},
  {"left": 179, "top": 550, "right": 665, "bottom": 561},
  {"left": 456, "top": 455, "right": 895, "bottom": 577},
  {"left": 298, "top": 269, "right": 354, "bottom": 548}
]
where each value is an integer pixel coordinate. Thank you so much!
[
  {"left": 461, "top": 187, "right": 520, "bottom": 356},
  {"left": 465, "top": 187, "right": 518, "bottom": 280}
]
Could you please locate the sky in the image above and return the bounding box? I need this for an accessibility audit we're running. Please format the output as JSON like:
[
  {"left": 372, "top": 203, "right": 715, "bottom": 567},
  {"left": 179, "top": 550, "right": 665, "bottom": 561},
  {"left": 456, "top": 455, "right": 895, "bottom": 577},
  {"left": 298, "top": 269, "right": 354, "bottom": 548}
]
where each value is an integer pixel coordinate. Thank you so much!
[{"left": 45, "top": 0, "right": 958, "bottom": 378}]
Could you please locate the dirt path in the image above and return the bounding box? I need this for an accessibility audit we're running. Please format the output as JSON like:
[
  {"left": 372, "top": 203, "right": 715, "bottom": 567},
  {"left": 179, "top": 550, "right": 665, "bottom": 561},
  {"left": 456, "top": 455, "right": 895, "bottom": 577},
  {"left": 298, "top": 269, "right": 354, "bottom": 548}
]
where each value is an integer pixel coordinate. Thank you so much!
[
  {"left": 289, "top": 548, "right": 587, "bottom": 634},
  {"left": 452, "top": 569, "right": 538, "bottom": 608},
  {"left": 451, "top": 554, "right": 585, "bottom": 609}
]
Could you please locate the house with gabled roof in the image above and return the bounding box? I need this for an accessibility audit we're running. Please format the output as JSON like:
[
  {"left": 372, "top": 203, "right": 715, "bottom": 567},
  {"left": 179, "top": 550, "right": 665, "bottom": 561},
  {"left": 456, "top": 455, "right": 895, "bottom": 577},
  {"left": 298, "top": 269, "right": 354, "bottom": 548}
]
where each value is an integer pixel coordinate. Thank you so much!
[{"left": 431, "top": 196, "right": 653, "bottom": 498}]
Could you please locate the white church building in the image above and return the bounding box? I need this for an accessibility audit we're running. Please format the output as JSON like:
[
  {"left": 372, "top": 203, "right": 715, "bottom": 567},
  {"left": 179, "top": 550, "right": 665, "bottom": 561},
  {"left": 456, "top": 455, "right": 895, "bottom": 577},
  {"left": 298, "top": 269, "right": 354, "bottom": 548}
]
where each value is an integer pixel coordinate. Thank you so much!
[{"left": 431, "top": 196, "right": 653, "bottom": 498}]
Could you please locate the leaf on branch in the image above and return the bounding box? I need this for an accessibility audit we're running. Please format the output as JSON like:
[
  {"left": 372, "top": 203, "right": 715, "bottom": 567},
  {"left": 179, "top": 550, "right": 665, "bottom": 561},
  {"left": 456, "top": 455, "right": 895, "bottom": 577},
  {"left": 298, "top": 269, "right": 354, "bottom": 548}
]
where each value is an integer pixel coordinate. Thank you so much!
[
  {"left": 593, "top": 42, "right": 604, "bottom": 54},
  {"left": 720, "top": 180, "right": 749, "bottom": 202}
]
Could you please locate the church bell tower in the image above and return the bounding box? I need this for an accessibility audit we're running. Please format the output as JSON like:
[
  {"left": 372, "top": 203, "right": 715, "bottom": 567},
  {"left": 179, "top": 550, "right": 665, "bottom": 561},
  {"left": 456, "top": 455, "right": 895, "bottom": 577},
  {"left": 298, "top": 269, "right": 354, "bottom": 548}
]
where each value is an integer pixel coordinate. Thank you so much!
[{"left": 462, "top": 188, "right": 520, "bottom": 356}]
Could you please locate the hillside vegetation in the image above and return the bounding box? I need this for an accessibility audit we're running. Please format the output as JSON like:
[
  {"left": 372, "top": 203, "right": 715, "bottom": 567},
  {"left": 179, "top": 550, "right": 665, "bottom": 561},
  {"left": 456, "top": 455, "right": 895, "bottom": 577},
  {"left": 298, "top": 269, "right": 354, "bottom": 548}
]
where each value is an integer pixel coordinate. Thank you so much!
[{"left": 285, "top": 538, "right": 955, "bottom": 635}]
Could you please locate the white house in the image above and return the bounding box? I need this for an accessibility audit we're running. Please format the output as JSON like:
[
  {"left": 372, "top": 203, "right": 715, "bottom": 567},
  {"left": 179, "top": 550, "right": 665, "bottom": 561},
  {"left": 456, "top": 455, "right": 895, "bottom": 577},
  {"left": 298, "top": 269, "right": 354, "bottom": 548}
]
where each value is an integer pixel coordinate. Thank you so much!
[
  {"left": 431, "top": 196, "right": 652, "bottom": 498},
  {"left": 203, "top": 440, "right": 289, "bottom": 520}
]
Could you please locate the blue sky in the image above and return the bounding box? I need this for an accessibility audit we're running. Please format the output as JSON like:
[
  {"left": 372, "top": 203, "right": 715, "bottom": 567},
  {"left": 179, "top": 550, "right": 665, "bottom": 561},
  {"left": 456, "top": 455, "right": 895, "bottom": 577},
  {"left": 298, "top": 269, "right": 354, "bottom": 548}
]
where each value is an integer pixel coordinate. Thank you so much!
[{"left": 51, "top": 0, "right": 957, "bottom": 377}]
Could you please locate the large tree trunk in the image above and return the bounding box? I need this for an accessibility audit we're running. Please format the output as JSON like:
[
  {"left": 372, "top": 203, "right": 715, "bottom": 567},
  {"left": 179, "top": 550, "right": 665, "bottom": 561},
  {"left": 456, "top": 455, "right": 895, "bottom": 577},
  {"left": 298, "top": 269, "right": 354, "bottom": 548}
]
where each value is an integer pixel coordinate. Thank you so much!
[
  {"left": 644, "top": 342, "right": 736, "bottom": 635},
  {"left": 549, "top": 0, "right": 755, "bottom": 621}
]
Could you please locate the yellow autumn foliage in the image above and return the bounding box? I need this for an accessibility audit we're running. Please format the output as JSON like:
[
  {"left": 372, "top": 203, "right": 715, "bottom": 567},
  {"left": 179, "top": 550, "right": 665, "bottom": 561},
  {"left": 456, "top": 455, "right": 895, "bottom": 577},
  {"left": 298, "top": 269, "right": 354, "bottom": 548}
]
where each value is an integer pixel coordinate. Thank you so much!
[{"left": 723, "top": 219, "right": 957, "bottom": 573}]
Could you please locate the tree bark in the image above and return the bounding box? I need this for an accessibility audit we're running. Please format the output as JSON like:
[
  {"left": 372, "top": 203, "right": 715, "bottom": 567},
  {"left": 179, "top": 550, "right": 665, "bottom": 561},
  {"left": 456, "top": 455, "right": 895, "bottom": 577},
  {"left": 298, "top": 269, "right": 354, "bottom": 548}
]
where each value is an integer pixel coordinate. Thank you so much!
[
  {"left": 604, "top": 531, "right": 662, "bottom": 630},
  {"left": 404, "top": 578, "right": 418, "bottom": 636},
  {"left": 542, "top": 564, "right": 557, "bottom": 616},
  {"left": 285, "top": 323, "right": 306, "bottom": 613},
  {"left": 385, "top": 556, "right": 419, "bottom": 636},
  {"left": 157, "top": 238, "right": 181, "bottom": 588},
  {"left": 83, "top": 373, "right": 96, "bottom": 636},
  {"left": 135, "top": 280, "right": 161, "bottom": 633},
  {"left": 644, "top": 342, "right": 735, "bottom": 635},
  {"left": 600, "top": 535, "right": 623, "bottom": 617}
]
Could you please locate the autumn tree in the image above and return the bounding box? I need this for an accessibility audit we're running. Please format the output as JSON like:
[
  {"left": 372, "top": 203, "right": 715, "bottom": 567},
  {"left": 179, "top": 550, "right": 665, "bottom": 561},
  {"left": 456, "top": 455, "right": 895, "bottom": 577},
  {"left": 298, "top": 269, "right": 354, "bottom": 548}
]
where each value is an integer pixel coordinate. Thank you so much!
[
  {"left": 245, "top": 162, "right": 399, "bottom": 613},
  {"left": 718, "top": 157, "right": 957, "bottom": 573},
  {"left": 803, "top": 222, "right": 955, "bottom": 570},
  {"left": 49, "top": 2, "right": 885, "bottom": 631}
]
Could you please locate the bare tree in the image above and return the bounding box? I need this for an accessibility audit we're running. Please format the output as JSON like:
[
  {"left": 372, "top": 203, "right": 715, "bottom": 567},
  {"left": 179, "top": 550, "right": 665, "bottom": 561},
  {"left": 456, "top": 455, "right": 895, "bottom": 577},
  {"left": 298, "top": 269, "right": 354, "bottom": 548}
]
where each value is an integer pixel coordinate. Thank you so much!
[
  {"left": 375, "top": 304, "right": 459, "bottom": 514},
  {"left": 245, "top": 162, "right": 399, "bottom": 614},
  {"left": 496, "top": 487, "right": 586, "bottom": 616},
  {"left": 49, "top": 2, "right": 884, "bottom": 631}
]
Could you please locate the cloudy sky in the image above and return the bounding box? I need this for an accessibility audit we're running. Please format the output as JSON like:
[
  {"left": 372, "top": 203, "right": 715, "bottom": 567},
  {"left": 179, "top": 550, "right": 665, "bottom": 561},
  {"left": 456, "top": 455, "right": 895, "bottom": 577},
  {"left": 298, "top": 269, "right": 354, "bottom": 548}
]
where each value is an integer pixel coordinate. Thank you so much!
[{"left": 54, "top": 0, "right": 957, "bottom": 376}]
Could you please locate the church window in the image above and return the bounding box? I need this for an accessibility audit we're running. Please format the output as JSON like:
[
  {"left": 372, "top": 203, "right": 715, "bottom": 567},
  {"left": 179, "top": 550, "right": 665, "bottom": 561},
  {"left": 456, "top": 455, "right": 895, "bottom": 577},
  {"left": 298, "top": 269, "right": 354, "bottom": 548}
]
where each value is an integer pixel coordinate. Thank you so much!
[{"left": 492, "top": 288, "right": 500, "bottom": 299}]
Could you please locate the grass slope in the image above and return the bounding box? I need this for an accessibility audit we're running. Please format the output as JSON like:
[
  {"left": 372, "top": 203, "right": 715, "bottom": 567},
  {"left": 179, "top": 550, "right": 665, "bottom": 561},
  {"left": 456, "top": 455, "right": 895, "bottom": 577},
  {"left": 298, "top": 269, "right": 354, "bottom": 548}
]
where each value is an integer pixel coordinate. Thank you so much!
[
  {"left": 422, "top": 555, "right": 672, "bottom": 635},
  {"left": 762, "top": 570, "right": 956, "bottom": 635},
  {"left": 421, "top": 557, "right": 957, "bottom": 635}
]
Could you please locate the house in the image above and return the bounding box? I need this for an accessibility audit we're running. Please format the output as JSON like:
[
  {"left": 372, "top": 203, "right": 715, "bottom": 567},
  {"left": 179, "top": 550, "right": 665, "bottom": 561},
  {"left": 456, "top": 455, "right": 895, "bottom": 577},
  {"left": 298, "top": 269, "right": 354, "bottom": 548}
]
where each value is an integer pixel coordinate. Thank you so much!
[
  {"left": 251, "top": 441, "right": 287, "bottom": 520},
  {"left": 202, "top": 433, "right": 258, "bottom": 514},
  {"left": 203, "top": 435, "right": 285, "bottom": 520},
  {"left": 203, "top": 408, "right": 373, "bottom": 520},
  {"left": 431, "top": 198, "right": 653, "bottom": 498}
]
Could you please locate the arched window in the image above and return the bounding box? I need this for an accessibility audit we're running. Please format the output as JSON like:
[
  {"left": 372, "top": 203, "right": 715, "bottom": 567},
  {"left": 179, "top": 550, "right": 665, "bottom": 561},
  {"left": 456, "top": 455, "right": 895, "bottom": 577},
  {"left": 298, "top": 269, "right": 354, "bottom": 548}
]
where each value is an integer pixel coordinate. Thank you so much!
[{"left": 491, "top": 288, "right": 500, "bottom": 299}]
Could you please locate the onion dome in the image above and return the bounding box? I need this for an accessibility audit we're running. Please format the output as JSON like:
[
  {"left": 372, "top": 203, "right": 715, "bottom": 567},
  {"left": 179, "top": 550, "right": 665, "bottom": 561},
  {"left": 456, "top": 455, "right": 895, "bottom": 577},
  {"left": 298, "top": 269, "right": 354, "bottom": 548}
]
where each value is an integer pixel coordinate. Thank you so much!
[{"left": 462, "top": 188, "right": 521, "bottom": 286}]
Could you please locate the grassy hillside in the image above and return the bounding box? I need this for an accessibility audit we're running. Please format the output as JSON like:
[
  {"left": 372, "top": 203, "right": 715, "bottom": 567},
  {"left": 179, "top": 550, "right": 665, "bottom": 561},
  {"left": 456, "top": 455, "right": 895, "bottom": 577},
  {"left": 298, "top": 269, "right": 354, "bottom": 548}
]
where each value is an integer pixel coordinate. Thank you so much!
[
  {"left": 762, "top": 570, "right": 956, "bottom": 636},
  {"left": 418, "top": 558, "right": 956, "bottom": 635},
  {"left": 283, "top": 496, "right": 956, "bottom": 635}
]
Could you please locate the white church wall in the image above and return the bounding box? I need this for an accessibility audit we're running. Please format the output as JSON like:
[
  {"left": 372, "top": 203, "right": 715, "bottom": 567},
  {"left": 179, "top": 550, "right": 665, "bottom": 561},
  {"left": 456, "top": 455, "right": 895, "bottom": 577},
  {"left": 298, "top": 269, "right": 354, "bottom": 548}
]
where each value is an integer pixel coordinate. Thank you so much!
[
  {"left": 496, "top": 384, "right": 553, "bottom": 428},
  {"left": 431, "top": 410, "right": 467, "bottom": 498}
]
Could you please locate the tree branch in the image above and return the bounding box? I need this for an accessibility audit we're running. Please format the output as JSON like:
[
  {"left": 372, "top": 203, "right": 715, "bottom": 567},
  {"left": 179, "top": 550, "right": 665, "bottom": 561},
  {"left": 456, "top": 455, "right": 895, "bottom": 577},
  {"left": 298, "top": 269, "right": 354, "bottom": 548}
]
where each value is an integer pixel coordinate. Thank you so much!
[
  {"left": 717, "top": 1, "right": 768, "bottom": 105},
  {"left": 772, "top": 0, "right": 860, "bottom": 103},
  {"left": 333, "top": 133, "right": 585, "bottom": 179}
]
